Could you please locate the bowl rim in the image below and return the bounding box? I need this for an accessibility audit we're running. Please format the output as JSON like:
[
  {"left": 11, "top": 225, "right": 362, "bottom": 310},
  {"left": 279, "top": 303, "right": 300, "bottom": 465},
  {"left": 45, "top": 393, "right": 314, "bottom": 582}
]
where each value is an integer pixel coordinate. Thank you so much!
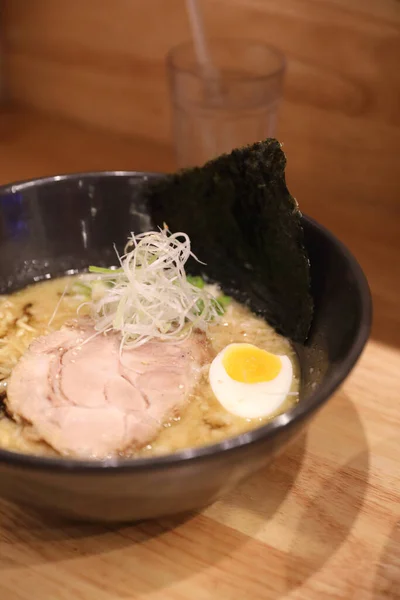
[{"left": 0, "top": 171, "right": 372, "bottom": 473}]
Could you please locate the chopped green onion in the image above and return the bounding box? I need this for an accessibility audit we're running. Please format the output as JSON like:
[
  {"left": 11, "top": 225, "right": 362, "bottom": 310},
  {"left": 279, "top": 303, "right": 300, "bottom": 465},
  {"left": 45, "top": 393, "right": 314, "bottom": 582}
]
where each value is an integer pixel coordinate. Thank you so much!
[
  {"left": 70, "top": 282, "right": 92, "bottom": 297},
  {"left": 216, "top": 294, "right": 231, "bottom": 311},
  {"left": 187, "top": 275, "right": 205, "bottom": 289},
  {"left": 89, "top": 266, "right": 122, "bottom": 274}
]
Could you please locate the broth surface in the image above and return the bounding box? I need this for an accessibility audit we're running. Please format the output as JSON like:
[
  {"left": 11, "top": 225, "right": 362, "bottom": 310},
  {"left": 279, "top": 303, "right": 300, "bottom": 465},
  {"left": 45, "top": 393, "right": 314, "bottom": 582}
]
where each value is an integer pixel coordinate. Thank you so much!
[{"left": 0, "top": 276, "right": 299, "bottom": 458}]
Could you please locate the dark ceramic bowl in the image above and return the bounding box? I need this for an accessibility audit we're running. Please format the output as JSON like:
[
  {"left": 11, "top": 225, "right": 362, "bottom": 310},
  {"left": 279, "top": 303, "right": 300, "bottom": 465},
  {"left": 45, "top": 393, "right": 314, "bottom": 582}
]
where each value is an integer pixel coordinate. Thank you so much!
[{"left": 0, "top": 172, "right": 371, "bottom": 522}]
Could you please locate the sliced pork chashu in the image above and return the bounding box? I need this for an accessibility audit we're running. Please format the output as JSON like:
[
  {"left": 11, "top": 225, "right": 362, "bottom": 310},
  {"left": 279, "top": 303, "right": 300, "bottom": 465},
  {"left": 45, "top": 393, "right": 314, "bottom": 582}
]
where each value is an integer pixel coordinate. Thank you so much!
[{"left": 7, "top": 322, "right": 210, "bottom": 458}]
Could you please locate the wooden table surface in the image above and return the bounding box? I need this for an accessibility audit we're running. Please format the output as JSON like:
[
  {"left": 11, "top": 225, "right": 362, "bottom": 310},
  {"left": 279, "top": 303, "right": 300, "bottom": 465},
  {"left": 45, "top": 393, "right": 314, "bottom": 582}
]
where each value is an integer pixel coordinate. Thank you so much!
[{"left": 0, "top": 110, "right": 398, "bottom": 600}]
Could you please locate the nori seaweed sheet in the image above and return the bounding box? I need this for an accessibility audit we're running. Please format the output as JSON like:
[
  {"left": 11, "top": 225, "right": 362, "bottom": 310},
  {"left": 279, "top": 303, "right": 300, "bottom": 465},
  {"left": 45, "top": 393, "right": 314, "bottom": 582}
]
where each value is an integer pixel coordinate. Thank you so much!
[{"left": 146, "top": 139, "right": 313, "bottom": 343}]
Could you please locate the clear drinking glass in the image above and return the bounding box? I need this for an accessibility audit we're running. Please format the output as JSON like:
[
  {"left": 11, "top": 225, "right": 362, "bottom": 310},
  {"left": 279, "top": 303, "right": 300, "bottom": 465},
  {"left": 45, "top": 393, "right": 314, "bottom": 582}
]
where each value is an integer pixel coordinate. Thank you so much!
[{"left": 167, "top": 38, "right": 286, "bottom": 168}]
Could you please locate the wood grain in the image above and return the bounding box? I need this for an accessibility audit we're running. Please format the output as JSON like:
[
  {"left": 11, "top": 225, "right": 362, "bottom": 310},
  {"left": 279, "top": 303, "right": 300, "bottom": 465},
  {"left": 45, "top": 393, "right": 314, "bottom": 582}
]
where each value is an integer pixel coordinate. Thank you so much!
[{"left": 0, "top": 108, "right": 398, "bottom": 599}]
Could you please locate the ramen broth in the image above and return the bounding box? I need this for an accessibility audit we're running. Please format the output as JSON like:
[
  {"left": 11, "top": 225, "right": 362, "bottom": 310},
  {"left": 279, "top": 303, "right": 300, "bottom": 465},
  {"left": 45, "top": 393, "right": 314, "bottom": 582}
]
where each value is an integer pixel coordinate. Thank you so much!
[{"left": 0, "top": 276, "right": 300, "bottom": 458}]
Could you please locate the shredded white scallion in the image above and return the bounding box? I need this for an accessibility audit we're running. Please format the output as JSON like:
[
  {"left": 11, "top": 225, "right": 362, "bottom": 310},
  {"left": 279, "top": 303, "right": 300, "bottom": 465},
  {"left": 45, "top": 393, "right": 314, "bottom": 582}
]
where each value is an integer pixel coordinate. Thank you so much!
[{"left": 85, "top": 229, "right": 222, "bottom": 348}]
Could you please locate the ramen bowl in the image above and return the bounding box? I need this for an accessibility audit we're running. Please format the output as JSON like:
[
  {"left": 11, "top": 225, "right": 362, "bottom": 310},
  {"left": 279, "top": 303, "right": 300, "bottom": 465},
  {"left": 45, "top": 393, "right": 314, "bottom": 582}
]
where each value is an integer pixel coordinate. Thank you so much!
[{"left": 0, "top": 172, "right": 371, "bottom": 522}]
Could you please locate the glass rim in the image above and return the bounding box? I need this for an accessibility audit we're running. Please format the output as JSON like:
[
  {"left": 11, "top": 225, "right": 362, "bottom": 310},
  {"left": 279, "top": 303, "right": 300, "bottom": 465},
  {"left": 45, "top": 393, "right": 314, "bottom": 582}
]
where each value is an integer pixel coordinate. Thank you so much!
[{"left": 166, "top": 37, "right": 286, "bottom": 83}]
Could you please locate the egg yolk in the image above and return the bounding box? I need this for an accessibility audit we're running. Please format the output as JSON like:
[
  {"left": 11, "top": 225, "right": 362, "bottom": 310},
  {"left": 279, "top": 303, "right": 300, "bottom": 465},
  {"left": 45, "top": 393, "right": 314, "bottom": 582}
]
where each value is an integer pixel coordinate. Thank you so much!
[{"left": 222, "top": 344, "right": 282, "bottom": 384}]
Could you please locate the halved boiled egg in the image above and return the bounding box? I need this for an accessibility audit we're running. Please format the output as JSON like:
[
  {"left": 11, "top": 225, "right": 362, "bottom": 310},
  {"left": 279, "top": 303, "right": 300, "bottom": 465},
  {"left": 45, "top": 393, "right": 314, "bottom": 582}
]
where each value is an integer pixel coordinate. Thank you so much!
[{"left": 209, "top": 343, "right": 293, "bottom": 419}]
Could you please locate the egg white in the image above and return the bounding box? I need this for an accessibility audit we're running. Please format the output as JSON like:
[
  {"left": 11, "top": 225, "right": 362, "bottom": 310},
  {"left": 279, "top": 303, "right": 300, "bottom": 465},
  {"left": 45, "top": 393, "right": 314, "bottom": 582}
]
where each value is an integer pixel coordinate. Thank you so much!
[{"left": 209, "top": 347, "right": 293, "bottom": 419}]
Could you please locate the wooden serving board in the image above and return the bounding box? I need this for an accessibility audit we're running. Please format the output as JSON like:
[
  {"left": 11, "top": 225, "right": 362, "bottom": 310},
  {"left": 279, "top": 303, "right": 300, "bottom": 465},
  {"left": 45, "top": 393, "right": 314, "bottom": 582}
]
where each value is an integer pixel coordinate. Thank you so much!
[{"left": 0, "top": 111, "right": 398, "bottom": 600}]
